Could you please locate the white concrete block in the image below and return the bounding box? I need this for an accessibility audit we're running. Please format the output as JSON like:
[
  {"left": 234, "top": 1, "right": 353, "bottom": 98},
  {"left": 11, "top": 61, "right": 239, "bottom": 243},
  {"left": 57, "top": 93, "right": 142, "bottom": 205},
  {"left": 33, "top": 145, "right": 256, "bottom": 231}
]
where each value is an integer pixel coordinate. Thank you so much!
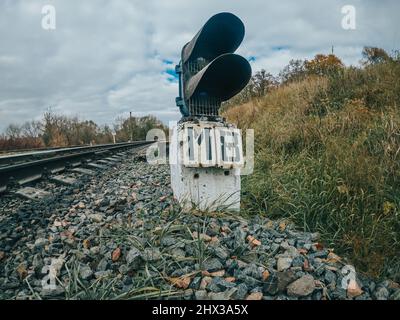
[{"left": 170, "top": 121, "right": 242, "bottom": 212}]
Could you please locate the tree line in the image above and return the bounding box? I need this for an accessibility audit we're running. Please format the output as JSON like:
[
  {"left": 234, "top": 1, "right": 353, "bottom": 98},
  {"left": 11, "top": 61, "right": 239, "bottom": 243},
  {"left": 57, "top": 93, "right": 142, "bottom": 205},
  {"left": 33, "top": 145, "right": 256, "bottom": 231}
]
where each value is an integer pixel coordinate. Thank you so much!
[
  {"left": 0, "top": 111, "right": 167, "bottom": 151},
  {"left": 222, "top": 46, "right": 399, "bottom": 108}
]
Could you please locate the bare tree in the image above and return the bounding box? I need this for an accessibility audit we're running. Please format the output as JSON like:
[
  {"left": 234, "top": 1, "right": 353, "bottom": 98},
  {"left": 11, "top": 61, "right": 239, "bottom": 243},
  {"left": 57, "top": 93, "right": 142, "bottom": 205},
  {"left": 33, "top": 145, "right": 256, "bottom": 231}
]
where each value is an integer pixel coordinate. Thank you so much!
[
  {"left": 279, "top": 59, "right": 307, "bottom": 84},
  {"left": 21, "top": 120, "right": 42, "bottom": 138},
  {"left": 251, "top": 69, "right": 278, "bottom": 97},
  {"left": 1, "top": 110, "right": 166, "bottom": 150},
  {"left": 361, "top": 47, "right": 391, "bottom": 65},
  {"left": 5, "top": 124, "right": 22, "bottom": 140}
]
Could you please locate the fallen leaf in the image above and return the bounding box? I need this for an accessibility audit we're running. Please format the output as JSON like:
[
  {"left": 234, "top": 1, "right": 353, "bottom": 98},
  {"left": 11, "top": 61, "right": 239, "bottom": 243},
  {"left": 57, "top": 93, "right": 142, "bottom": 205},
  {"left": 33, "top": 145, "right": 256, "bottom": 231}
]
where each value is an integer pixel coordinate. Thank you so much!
[
  {"left": 221, "top": 226, "right": 231, "bottom": 233},
  {"left": 314, "top": 243, "right": 324, "bottom": 251},
  {"left": 388, "top": 281, "right": 400, "bottom": 290},
  {"left": 168, "top": 276, "right": 191, "bottom": 289},
  {"left": 325, "top": 266, "right": 338, "bottom": 272},
  {"left": 246, "top": 292, "right": 263, "bottom": 300},
  {"left": 262, "top": 270, "right": 270, "bottom": 281},
  {"left": 201, "top": 270, "right": 225, "bottom": 277},
  {"left": 279, "top": 221, "right": 287, "bottom": 232},
  {"left": 200, "top": 277, "right": 212, "bottom": 290},
  {"left": 83, "top": 239, "right": 91, "bottom": 249},
  {"left": 265, "top": 221, "right": 274, "bottom": 229},
  {"left": 112, "top": 248, "right": 121, "bottom": 262},
  {"left": 210, "top": 236, "right": 219, "bottom": 245},
  {"left": 326, "top": 252, "right": 341, "bottom": 264},
  {"left": 246, "top": 235, "right": 261, "bottom": 248},
  {"left": 209, "top": 270, "right": 225, "bottom": 277},
  {"left": 16, "top": 264, "right": 28, "bottom": 280},
  {"left": 192, "top": 232, "right": 211, "bottom": 242}
]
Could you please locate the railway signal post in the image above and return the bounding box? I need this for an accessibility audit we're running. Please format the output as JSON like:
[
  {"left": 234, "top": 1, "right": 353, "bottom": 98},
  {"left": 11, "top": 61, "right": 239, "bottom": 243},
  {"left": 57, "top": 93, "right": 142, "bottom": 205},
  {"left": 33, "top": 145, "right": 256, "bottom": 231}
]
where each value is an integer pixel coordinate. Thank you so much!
[{"left": 170, "top": 12, "right": 252, "bottom": 211}]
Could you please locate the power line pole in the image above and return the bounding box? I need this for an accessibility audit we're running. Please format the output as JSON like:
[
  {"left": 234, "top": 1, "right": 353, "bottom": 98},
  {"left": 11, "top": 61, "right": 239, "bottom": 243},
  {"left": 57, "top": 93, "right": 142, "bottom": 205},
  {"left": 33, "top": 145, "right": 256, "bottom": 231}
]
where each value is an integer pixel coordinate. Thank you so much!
[{"left": 129, "top": 111, "right": 133, "bottom": 142}]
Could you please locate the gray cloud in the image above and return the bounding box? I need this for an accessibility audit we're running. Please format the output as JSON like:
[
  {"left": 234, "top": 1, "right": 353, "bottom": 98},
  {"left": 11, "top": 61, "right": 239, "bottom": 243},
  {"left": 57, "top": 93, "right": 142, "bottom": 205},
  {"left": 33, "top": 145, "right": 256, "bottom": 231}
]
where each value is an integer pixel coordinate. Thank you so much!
[{"left": 0, "top": 0, "right": 399, "bottom": 133}]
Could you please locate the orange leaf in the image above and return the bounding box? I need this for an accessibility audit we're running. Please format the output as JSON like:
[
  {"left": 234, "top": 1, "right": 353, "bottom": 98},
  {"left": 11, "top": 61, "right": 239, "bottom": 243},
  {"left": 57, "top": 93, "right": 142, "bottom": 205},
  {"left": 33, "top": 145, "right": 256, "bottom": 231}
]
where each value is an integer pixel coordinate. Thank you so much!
[
  {"left": 279, "top": 221, "right": 287, "bottom": 232},
  {"left": 112, "top": 248, "right": 121, "bottom": 262},
  {"left": 262, "top": 270, "right": 270, "bottom": 281},
  {"left": 209, "top": 270, "right": 225, "bottom": 277},
  {"left": 326, "top": 252, "right": 341, "bottom": 263},
  {"left": 16, "top": 264, "right": 28, "bottom": 280},
  {"left": 83, "top": 239, "right": 91, "bottom": 249},
  {"left": 247, "top": 235, "right": 261, "bottom": 248},
  {"left": 168, "top": 276, "right": 191, "bottom": 289},
  {"left": 315, "top": 243, "right": 324, "bottom": 251}
]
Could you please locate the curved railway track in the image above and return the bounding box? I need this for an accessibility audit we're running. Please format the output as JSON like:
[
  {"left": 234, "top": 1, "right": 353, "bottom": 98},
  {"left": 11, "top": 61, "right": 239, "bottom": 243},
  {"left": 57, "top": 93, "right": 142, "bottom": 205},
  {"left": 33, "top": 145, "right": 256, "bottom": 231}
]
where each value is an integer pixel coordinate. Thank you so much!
[{"left": 0, "top": 141, "right": 154, "bottom": 193}]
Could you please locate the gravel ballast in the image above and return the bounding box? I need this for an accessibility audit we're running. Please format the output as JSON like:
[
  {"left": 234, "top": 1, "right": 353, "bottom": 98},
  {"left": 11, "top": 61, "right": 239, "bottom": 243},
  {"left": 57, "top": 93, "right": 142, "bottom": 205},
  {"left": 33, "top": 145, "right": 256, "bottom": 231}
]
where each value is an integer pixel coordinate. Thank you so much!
[{"left": 0, "top": 152, "right": 399, "bottom": 300}]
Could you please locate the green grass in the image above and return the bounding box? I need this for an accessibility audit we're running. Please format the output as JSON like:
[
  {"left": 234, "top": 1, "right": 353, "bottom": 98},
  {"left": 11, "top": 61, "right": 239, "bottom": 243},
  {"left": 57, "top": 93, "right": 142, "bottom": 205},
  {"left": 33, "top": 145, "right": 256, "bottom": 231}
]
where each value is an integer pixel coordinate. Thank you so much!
[{"left": 225, "top": 59, "right": 400, "bottom": 280}]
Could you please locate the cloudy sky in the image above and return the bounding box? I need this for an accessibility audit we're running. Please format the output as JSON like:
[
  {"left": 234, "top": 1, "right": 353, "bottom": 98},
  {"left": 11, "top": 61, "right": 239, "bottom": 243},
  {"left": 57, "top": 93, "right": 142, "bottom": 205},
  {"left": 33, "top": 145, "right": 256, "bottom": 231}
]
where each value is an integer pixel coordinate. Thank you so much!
[{"left": 0, "top": 0, "right": 399, "bottom": 133}]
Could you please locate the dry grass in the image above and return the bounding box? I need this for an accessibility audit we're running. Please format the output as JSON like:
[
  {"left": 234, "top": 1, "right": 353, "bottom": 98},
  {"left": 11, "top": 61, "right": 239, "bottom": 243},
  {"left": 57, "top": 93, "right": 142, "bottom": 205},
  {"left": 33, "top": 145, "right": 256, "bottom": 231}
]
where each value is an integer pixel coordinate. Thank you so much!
[{"left": 224, "top": 61, "right": 400, "bottom": 280}]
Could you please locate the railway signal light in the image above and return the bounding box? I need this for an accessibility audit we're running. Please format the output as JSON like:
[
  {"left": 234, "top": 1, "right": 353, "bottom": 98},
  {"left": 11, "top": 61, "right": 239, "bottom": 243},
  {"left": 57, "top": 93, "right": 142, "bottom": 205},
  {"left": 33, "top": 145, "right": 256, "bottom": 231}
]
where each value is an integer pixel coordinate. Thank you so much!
[
  {"left": 171, "top": 13, "right": 252, "bottom": 212},
  {"left": 176, "top": 12, "right": 252, "bottom": 118}
]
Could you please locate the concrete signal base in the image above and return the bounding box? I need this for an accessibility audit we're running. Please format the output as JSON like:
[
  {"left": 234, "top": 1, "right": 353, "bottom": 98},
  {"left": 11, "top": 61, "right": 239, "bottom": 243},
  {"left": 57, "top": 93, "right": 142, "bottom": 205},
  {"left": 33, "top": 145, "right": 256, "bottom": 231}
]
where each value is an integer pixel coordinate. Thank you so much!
[{"left": 170, "top": 121, "right": 242, "bottom": 212}]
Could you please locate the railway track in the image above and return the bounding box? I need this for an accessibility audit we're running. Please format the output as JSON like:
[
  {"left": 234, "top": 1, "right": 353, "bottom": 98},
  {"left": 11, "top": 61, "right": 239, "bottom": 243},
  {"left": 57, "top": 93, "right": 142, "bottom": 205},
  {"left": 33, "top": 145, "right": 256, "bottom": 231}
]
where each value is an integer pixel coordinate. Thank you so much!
[
  {"left": 0, "top": 141, "right": 154, "bottom": 194},
  {"left": 0, "top": 144, "right": 94, "bottom": 156},
  {"left": 0, "top": 140, "right": 396, "bottom": 301}
]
